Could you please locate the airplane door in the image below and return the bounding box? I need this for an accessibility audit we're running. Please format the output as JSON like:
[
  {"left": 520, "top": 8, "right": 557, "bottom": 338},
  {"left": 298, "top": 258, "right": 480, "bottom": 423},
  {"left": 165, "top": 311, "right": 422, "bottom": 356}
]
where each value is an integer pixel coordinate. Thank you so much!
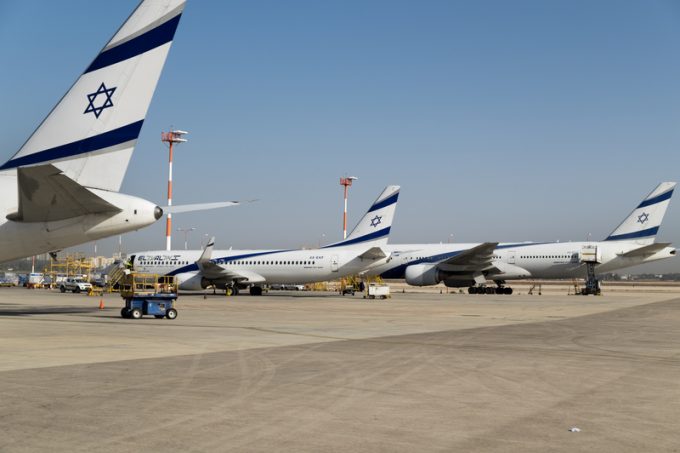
[
  {"left": 508, "top": 251, "right": 516, "bottom": 264},
  {"left": 331, "top": 255, "right": 339, "bottom": 272}
]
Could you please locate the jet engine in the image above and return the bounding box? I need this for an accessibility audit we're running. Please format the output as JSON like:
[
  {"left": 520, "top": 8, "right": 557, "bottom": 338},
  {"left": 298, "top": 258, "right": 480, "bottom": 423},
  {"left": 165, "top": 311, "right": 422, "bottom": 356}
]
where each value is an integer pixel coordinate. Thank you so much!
[
  {"left": 443, "top": 278, "right": 476, "bottom": 288},
  {"left": 404, "top": 264, "right": 442, "bottom": 286},
  {"left": 175, "top": 272, "right": 206, "bottom": 291}
]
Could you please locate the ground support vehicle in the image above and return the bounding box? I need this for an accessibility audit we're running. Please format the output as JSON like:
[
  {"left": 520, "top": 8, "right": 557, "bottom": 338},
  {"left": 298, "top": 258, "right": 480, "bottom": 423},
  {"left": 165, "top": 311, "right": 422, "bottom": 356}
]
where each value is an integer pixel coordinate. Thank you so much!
[
  {"left": 364, "top": 283, "right": 390, "bottom": 300},
  {"left": 60, "top": 277, "right": 92, "bottom": 293},
  {"left": 119, "top": 274, "right": 178, "bottom": 320}
]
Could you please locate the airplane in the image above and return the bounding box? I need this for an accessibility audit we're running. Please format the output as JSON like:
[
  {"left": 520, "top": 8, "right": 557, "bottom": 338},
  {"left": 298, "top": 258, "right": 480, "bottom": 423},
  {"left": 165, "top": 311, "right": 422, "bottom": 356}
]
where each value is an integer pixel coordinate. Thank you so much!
[
  {"left": 363, "top": 182, "right": 676, "bottom": 295},
  {"left": 0, "top": 0, "right": 241, "bottom": 264},
  {"left": 130, "top": 185, "right": 401, "bottom": 295}
]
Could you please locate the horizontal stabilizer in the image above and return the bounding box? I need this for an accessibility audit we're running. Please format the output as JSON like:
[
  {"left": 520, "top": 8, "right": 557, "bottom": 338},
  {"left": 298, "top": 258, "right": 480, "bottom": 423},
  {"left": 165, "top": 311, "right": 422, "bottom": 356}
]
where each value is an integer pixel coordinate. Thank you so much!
[
  {"left": 162, "top": 200, "right": 246, "bottom": 214},
  {"left": 619, "top": 243, "right": 672, "bottom": 258},
  {"left": 357, "top": 246, "right": 389, "bottom": 260},
  {"left": 9, "top": 165, "right": 120, "bottom": 222}
]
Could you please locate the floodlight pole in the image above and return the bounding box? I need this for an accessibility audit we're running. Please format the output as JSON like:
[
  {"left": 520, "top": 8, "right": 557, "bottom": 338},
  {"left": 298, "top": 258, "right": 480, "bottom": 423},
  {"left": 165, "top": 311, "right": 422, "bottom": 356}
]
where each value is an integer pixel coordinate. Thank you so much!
[
  {"left": 161, "top": 129, "right": 188, "bottom": 250},
  {"left": 340, "top": 176, "right": 358, "bottom": 239},
  {"left": 177, "top": 227, "right": 196, "bottom": 250}
]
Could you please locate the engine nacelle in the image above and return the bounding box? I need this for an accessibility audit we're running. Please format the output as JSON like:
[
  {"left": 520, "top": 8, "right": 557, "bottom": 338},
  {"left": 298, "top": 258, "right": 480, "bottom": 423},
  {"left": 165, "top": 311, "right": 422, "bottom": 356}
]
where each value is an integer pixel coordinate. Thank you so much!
[
  {"left": 404, "top": 264, "right": 442, "bottom": 286},
  {"left": 175, "top": 272, "right": 206, "bottom": 291},
  {"left": 491, "top": 262, "right": 531, "bottom": 279},
  {"left": 443, "top": 278, "right": 476, "bottom": 288}
]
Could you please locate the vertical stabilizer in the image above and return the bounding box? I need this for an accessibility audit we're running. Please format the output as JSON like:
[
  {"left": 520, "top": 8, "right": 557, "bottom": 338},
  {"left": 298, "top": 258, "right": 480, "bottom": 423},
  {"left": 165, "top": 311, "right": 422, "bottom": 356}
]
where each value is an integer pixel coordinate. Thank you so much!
[
  {"left": 0, "top": 0, "right": 186, "bottom": 192},
  {"left": 605, "top": 182, "right": 676, "bottom": 244},
  {"left": 324, "top": 185, "right": 400, "bottom": 248}
]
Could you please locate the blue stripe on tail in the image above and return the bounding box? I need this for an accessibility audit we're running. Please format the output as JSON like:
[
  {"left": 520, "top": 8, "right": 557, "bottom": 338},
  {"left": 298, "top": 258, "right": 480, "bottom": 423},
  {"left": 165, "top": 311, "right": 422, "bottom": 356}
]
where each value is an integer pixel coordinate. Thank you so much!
[
  {"left": 605, "top": 226, "right": 659, "bottom": 241},
  {"left": 0, "top": 120, "right": 144, "bottom": 170},
  {"left": 637, "top": 189, "right": 674, "bottom": 209},
  {"left": 368, "top": 192, "right": 399, "bottom": 213},
  {"left": 85, "top": 14, "right": 182, "bottom": 73},
  {"left": 322, "top": 227, "right": 391, "bottom": 248}
]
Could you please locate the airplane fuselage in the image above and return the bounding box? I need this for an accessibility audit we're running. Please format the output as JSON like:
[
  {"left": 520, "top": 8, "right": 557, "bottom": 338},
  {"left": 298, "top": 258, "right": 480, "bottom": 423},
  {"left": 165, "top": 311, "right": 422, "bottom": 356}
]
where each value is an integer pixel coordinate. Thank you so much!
[
  {"left": 370, "top": 241, "right": 676, "bottom": 285},
  {"left": 132, "top": 247, "right": 389, "bottom": 290}
]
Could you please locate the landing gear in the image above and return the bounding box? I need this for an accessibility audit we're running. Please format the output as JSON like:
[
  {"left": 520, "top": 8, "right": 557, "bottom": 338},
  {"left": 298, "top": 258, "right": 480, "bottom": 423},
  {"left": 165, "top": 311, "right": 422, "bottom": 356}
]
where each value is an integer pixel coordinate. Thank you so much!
[
  {"left": 249, "top": 286, "right": 263, "bottom": 296},
  {"left": 467, "top": 284, "right": 513, "bottom": 295}
]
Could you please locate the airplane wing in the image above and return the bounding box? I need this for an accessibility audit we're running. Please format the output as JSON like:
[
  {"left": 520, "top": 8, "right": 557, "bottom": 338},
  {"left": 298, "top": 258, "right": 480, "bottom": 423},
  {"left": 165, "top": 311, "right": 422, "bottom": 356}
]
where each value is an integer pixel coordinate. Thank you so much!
[
  {"left": 195, "top": 237, "right": 265, "bottom": 283},
  {"left": 8, "top": 165, "right": 120, "bottom": 222},
  {"left": 436, "top": 242, "right": 499, "bottom": 272},
  {"left": 197, "top": 260, "right": 266, "bottom": 284},
  {"left": 619, "top": 243, "right": 672, "bottom": 258}
]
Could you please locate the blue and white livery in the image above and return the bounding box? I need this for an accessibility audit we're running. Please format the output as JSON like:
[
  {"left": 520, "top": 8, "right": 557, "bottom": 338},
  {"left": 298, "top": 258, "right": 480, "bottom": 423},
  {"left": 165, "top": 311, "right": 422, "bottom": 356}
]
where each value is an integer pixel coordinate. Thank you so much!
[
  {"left": 604, "top": 181, "right": 674, "bottom": 243},
  {"left": 131, "top": 186, "right": 401, "bottom": 295},
  {"left": 364, "top": 183, "right": 676, "bottom": 293},
  {"left": 2, "top": 0, "right": 186, "bottom": 190},
  {"left": 0, "top": 1, "right": 239, "bottom": 263}
]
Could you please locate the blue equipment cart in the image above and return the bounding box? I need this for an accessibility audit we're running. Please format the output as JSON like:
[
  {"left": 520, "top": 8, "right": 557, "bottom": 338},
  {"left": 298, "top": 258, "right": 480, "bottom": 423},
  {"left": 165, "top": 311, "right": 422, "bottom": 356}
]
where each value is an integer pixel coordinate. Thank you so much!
[{"left": 120, "top": 273, "right": 178, "bottom": 320}]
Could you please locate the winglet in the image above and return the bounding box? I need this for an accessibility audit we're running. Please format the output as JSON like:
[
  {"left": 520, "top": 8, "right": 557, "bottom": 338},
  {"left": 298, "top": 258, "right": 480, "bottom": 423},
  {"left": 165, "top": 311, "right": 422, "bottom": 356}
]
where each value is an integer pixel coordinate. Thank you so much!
[{"left": 198, "top": 236, "right": 215, "bottom": 263}]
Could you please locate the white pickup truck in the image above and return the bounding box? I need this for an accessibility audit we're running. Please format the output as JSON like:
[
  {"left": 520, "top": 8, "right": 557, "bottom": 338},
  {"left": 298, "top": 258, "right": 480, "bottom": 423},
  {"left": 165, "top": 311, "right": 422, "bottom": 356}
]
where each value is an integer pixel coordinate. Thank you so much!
[{"left": 60, "top": 277, "right": 92, "bottom": 294}]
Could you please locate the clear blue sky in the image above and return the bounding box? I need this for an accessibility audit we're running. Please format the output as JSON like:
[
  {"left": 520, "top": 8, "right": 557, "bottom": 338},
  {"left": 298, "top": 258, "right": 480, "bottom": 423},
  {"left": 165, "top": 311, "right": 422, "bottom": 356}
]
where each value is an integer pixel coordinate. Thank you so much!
[{"left": 1, "top": 0, "right": 679, "bottom": 273}]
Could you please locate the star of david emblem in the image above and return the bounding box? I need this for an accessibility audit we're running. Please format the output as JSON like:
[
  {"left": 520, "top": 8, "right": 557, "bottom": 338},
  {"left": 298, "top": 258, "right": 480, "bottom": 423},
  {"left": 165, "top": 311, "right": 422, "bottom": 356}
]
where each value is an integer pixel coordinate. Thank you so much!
[
  {"left": 84, "top": 82, "right": 116, "bottom": 118},
  {"left": 637, "top": 212, "right": 649, "bottom": 224},
  {"left": 370, "top": 215, "right": 382, "bottom": 228}
]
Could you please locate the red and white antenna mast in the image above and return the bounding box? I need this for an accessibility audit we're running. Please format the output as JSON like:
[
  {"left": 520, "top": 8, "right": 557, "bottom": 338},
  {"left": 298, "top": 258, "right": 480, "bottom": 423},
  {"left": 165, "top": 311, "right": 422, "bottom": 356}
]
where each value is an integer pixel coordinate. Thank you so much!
[
  {"left": 340, "top": 176, "right": 358, "bottom": 239},
  {"left": 161, "top": 129, "right": 188, "bottom": 250}
]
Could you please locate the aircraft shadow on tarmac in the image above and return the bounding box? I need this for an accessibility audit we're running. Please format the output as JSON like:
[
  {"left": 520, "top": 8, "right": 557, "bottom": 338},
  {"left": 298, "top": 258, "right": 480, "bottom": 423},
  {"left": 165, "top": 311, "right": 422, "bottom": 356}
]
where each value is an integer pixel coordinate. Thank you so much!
[{"left": 0, "top": 307, "right": 98, "bottom": 317}]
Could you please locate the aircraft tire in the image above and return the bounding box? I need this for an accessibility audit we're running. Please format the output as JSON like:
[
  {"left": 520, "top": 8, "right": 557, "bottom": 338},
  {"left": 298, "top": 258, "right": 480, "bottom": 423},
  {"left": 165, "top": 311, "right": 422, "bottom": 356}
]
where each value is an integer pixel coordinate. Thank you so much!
[
  {"left": 504, "top": 287, "right": 513, "bottom": 295},
  {"left": 495, "top": 287, "right": 503, "bottom": 295},
  {"left": 485, "top": 287, "right": 495, "bottom": 295},
  {"left": 468, "top": 287, "right": 476, "bottom": 294},
  {"left": 250, "top": 286, "right": 263, "bottom": 296}
]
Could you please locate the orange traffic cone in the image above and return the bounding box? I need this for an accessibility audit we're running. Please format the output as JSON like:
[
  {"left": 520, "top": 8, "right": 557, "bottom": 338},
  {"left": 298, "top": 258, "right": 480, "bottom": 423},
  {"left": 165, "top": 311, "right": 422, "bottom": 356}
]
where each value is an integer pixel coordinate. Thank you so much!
[{"left": 99, "top": 299, "right": 104, "bottom": 310}]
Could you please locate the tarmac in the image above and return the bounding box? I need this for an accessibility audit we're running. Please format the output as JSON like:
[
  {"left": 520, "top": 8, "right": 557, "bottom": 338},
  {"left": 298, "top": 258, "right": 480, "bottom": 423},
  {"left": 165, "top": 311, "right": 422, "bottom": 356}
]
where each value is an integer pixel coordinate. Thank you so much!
[{"left": 1, "top": 287, "right": 679, "bottom": 452}]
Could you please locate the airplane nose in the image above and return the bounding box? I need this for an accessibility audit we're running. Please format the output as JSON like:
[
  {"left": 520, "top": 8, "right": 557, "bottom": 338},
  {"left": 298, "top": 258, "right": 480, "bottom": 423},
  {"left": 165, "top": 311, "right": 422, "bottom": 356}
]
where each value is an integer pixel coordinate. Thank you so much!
[{"left": 154, "top": 206, "right": 163, "bottom": 220}]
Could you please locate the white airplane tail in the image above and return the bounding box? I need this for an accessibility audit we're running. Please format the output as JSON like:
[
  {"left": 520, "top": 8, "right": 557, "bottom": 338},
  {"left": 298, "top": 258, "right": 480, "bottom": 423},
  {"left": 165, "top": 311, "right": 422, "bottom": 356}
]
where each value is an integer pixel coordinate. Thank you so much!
[
  {"left": 324, "top": 185, "right": 400, "bottom": 249},
  {"left": 605, "top": 182, "right": 676, "bottom": 244},
  {"left": 0, "top": 0, "right": 186, "bottom": 192}
]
